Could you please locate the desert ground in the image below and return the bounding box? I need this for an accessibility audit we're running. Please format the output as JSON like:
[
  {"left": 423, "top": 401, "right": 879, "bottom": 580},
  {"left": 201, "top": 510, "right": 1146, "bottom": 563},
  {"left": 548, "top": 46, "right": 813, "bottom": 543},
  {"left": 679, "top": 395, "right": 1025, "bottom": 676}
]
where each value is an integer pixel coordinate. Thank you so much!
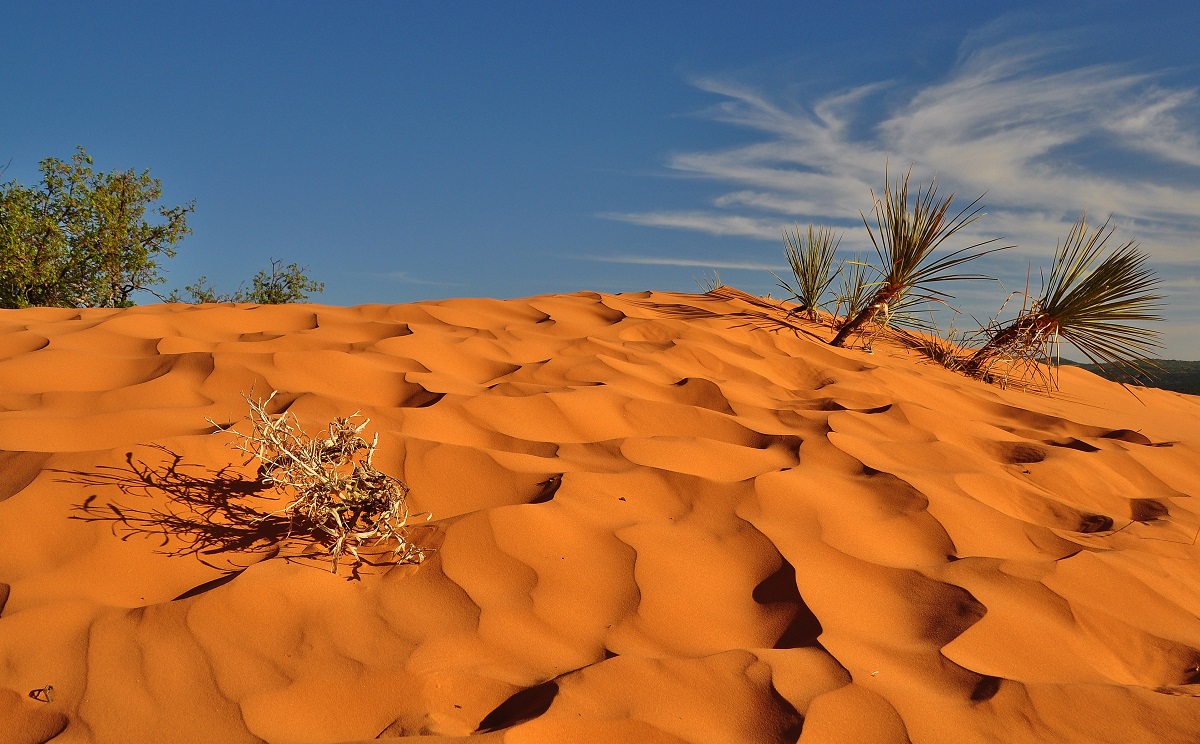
[{"left": 1, "top": 287, "right": 1199, "bottom": 743}]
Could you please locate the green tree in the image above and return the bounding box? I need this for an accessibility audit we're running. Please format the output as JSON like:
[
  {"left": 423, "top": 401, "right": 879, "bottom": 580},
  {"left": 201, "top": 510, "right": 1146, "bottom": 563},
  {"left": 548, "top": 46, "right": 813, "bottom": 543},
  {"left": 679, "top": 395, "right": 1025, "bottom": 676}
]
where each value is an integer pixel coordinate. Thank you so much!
[
  {"left": 0, "top": 146, "right": 193, "bottom": 308},
  {"left": 169, "top": 259, "right": 324, "bottom": 304},
  {"left": 168, "top": 276, "right": 236, "bottom": 304},
  {"left": 245, "top": 258, "right": 325, "bottom": 304}
]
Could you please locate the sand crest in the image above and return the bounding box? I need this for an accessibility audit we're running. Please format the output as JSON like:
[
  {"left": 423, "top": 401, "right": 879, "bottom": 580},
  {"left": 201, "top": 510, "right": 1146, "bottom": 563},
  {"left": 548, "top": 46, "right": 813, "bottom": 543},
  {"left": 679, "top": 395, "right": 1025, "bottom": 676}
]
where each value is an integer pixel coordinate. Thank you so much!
[{"left": 1, "top": 288, "right": 1199, "bottom": 743}]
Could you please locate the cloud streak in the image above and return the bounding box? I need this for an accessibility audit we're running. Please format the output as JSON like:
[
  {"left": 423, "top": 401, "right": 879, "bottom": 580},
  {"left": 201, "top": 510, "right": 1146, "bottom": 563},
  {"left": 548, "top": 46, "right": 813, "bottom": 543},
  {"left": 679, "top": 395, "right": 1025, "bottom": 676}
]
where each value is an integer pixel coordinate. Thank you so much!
[
  {"left": 382, "top": 272, "right": 465, "bottom": 287},
  {"left": 580, "top": 253, "right": 786, "bottom": 271},
  {"left": 610, "top": 34, "right": 1200, "bottom": 265},
  {"left": 598, "top": 210, "right": 782, "bottom": 239}
]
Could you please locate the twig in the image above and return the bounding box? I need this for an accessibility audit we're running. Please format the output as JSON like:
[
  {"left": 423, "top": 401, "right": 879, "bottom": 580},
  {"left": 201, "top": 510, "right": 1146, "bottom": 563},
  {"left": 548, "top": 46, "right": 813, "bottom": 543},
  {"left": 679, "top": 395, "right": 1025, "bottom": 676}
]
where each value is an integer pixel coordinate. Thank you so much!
[{"left": 212, "top": 392, "right": 429, "bottom": 573}]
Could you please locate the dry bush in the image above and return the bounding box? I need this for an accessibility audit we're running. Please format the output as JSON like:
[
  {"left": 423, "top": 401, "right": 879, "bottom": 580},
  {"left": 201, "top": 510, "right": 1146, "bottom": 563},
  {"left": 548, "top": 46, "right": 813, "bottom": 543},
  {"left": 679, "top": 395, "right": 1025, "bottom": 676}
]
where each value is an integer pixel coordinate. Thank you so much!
[
  {"left": 962, "top": 288, "right": 1062, "bottom": 391},
  {"left": 217, "top": 391, "right": 428, "bottom": 573},
  {"left": 891, "top": 320, "right": 973, "bottom": 373},
  {"left": 890, "top": 310, "right": 1060, "bottom": 392}
]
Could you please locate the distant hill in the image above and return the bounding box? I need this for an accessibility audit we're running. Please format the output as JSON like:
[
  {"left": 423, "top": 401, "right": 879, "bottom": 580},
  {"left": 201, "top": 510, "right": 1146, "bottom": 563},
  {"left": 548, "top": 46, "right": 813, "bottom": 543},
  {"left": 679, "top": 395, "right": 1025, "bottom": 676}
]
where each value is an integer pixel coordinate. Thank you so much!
[{"left": 1061, "top": 359, "right": 1200, "bottom": 395}]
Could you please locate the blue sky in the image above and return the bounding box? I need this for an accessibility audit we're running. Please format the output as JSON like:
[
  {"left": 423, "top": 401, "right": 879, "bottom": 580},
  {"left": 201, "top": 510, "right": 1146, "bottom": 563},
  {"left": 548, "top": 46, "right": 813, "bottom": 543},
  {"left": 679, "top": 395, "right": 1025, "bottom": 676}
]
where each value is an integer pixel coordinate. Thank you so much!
[{"left": 5, "top": 2, "right": 1200, "bottom": 357}]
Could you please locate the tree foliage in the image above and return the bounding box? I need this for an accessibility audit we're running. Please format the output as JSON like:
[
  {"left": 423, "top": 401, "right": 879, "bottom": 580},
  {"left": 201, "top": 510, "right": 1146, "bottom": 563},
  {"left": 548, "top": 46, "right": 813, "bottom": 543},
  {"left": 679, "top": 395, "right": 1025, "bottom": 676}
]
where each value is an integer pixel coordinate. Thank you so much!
[
  {"left": 169, "top": 258, "right": 325, "bottom": 304},
  {"left": 0, "top": 146, "right": 193, "bottom": 308},
  {"left": 246, "top": 259, "right": 325, "bottom": 304}
]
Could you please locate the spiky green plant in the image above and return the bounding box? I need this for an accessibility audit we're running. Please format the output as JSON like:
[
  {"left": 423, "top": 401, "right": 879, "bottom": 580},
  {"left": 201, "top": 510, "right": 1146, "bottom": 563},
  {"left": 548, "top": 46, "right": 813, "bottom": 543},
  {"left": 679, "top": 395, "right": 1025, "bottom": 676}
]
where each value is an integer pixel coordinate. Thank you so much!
[
  {"left": 831, "top": 254, "right": 875, "bottom": 326},
  {"left": 829, "top": 168, "right": 1005, "bottom": 347},
  {"left": 694, "top": 269, "right": 723, "bottom": 293},
  {"left": 774, "top": 223, "right": 841, "bottom": 322},
  {"left": 964, "top": 213, "right": 1163, "bottom": 383}
]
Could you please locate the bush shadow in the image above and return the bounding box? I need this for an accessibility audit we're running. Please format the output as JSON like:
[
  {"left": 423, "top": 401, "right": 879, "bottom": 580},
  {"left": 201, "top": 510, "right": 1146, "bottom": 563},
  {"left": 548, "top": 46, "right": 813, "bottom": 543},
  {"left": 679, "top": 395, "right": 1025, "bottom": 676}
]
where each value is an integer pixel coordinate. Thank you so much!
[
  {"left": 60, "top": 444, "right": 292, "bottom": 570},
  {"left": 630, "top": 287, "right": 830, "bottom": 342}
]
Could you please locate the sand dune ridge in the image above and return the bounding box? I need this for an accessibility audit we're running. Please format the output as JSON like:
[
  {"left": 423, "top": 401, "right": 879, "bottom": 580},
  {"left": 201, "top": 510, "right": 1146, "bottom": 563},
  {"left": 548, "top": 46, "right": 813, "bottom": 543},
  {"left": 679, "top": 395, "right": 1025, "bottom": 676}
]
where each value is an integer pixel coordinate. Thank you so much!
[{"left": 0, "top": 288, "right": 1198, "bottom": 743}]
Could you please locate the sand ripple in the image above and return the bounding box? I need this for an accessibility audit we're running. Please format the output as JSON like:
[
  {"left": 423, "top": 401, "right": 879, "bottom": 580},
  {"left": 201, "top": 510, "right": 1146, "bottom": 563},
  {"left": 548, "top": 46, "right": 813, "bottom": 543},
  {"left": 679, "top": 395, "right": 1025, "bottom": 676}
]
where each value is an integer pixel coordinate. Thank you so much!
[{"left": 0, "top": 288, "right": 1198, "bottom": 742}]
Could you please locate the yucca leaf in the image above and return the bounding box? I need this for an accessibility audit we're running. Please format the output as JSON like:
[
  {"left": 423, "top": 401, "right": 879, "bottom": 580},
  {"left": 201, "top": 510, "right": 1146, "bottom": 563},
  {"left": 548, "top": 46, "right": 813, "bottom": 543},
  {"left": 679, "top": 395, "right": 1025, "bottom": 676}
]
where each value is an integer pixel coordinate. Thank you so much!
[
  {"left": 967, "top": 213, "right": 1163, "bottom": 383},
  {"left": 830, "top": 166, "right": 1007, "bottom": 347},
  {"left": 775, "top": 223, "right": 841, "bottom": 320}
]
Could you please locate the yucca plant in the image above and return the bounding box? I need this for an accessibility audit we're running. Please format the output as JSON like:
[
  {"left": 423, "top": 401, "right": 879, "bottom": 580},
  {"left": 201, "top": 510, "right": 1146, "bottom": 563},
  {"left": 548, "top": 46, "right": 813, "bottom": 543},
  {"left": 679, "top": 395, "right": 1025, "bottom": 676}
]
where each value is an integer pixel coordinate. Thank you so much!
[
  {"left": 694, "top": 269, "right": 723, "bottom": 293},
  {"left": 774, "top": 223, "right": 841, "bottom": 322},
  {"left": 829, "top": 168, "right": 1005, "bottom": 347},
  {"left": 830, "top": 254, "right": 875, "bottom": 326},
  {"left": 964, "top": 213, "right": 1163, "bottom": 382}
]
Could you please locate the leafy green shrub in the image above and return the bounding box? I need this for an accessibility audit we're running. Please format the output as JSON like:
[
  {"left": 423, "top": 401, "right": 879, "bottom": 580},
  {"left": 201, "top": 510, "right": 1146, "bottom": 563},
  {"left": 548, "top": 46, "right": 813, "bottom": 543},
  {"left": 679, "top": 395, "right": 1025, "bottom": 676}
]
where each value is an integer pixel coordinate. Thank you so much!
[
  {"left": 0, "top": 147, "right": 322, "bottom": 309},
  {"left": 245, "top": 259, "right": 325, "bottom": 304},
  {"left": 0, "top": 146, "right": 193, "bottom": 308},
  {"left": 170, "top": 259, "right": 324, "bottom": 304}
]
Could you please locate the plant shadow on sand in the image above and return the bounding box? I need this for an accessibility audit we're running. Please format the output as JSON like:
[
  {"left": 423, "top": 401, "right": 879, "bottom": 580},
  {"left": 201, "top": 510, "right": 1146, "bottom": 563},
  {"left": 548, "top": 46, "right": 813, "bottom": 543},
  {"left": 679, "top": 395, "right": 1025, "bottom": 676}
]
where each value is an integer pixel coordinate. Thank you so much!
[
  {"left": 631, "top": 287, "right": 830, "bottom": 341},
  {"left": 59, "top": 444, "right": 321, "bottom": 577}
]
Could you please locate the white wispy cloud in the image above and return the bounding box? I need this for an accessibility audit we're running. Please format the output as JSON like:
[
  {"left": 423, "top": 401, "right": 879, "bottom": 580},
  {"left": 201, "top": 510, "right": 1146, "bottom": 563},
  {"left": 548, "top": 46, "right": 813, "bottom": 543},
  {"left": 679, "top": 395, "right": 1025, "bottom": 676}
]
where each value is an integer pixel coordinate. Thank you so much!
[
  {"left": 580, "top": 253, "right": 786, "bottom": 271},
  {"left": 608, "top": 34, "right": 1200, "bottom": 265},
  {"left": 383, "top": 272, "right": 465, "bottom": 287},
  {"left": 598, "top": 210, "right": 783, "bottom": 239}
]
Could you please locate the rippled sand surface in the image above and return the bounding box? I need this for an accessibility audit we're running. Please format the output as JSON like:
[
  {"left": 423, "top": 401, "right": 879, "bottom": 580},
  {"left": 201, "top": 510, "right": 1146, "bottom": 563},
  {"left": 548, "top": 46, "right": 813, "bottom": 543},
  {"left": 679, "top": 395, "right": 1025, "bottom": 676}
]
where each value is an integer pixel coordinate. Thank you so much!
[{"left": 2, "top": 288, "right": 1199, "bottom": 743}]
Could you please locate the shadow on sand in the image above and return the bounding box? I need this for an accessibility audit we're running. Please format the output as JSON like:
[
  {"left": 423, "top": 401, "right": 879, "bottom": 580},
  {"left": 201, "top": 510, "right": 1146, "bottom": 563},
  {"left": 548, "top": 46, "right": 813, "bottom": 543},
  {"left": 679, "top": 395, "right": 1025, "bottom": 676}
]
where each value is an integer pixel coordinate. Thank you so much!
[
  {"left": 60, "top": 444, "right": 293, "bottom": 570},
  {"left": 628, "top": 286, "right": 830, "bottom": 342}
]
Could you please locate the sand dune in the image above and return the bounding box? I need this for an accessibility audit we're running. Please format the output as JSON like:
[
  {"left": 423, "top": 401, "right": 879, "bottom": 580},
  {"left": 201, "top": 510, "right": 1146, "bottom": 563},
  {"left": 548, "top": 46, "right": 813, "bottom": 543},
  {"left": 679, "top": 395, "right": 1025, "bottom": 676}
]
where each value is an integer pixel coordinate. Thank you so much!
[{"left": 1, "top": 287, "right": 1199, "bottom": 743}]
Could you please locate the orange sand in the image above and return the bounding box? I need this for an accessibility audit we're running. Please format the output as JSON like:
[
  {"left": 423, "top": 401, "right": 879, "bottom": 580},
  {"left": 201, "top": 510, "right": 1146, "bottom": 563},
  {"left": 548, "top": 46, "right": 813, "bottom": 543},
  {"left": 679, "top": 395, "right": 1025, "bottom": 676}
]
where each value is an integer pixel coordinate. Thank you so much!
[{"left": 1, "top": 287, "right": 1199, "bottom": 743}]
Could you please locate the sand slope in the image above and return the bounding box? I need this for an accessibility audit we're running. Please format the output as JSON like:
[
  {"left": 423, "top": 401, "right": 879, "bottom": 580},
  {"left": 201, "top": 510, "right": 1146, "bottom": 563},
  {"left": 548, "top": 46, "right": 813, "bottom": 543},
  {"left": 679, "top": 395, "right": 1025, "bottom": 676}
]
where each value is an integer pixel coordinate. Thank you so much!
[{"left": 1, "top": 287, "right": 1199, "bottom": 743}]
